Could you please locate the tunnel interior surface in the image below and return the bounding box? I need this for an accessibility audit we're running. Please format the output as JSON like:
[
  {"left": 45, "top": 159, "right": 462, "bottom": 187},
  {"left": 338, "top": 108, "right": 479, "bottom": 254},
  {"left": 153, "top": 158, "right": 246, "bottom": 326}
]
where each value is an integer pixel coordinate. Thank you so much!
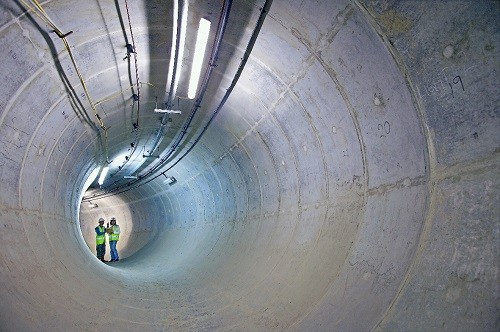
[{"left": 0, "top": 0, "right": 498, "bottom": 331}]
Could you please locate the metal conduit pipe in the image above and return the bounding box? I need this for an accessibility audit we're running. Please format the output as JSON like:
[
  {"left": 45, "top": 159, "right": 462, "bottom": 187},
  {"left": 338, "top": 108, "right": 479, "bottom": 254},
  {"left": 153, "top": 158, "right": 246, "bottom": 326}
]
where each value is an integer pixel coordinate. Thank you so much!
[{"left": 0, "top": 0, "right": 498, "bottom": 331}]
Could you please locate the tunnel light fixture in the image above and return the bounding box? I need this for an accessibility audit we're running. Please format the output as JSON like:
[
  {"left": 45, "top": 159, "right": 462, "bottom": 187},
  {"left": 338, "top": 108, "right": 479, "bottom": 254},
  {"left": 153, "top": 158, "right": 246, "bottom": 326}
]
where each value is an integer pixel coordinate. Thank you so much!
[
  {"left": 123, "top": 175, "right": 138, "bottom": 179},
  {"left": 97, "top": 166, "right": 109, "bottom": 185},
  {"left": 175, "top": 1, "right": 188, "bottom": 92},
  {"left": 188, "top": 18, "right": 211, "bottom": 99},
  {"left": 154, "top": 109, "right": 182, "bottom": 114},
  {"left": 167, "top": 0, "right": 188, "bottom": 98},
  {"left": 167, "top": 1, "right": 178, "bottom": 90}
]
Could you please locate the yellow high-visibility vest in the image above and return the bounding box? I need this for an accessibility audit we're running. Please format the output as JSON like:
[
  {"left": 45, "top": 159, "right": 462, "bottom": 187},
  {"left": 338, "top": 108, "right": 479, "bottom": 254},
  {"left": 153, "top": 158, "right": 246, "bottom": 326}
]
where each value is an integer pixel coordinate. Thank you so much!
[
  {"left": 109, "top": 225, "right": 120, "bottom": 241},
  {"left": 96, "top": 226, "right": 106, "bottom": 245}
]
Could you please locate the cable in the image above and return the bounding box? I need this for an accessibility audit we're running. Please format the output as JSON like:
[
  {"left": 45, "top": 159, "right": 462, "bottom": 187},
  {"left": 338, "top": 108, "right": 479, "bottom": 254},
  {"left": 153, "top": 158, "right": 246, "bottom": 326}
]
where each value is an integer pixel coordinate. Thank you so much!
[
  {"left": 94, "top": 82, "right": 157, "bottom": 106},
  {"left": 124, "top": 0, "right": 141, "bottom": 128},
  {"left": 84, "top": 0, "right": 233, "bottom": 200},
  {"left": 134, "top": 0, "right": 233, "bottom": 176},
  {"left": 21, "top": 0, "right": 110, "bottom": 162},
  {"left": 154, "top": 0, "right": 274, "bottom": 182},
  {"left": 95, "top": 83, "right": 159, "bottom": 182},
  {"left": 84, "top": 0, "right": 273, "bottom": 201}
]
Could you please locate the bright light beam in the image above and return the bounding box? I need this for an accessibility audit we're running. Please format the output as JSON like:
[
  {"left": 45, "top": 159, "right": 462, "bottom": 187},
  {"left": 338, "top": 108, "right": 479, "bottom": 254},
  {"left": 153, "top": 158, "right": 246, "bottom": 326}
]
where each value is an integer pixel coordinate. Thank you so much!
[
  {"left": 188, "top": 18, "right": 211, "bottom": 99},
  {"left": 167, "top": 0, "right": 188, "bottom": 98},
  {"left": 174, "top": 1, "right": 188, "bottom": 93},
  {"left": 166, "top": 0, "right": 178, "bottom": 93},
  {"left": 97, "top": 166, "right": 109, "bottom": 185},
  {"left": 154, "top": 109, "right": 182, "bottom": 114}
]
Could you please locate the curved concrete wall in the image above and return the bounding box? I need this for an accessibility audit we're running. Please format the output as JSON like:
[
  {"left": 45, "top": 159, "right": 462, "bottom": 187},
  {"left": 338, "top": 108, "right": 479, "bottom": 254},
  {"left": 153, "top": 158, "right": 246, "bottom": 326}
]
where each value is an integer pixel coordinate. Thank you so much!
[{"left": 0, "top": 0, "right": 498, "bottom": 331}]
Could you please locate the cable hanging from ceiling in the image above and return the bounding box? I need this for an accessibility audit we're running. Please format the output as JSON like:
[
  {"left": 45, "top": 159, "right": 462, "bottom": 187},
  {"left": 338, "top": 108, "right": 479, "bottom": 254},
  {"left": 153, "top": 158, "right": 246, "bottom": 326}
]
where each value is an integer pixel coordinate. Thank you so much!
[
  {"left": 136, "top": 0, "right": 274, "bottom": 184},
  {"left": 20, "top": 0, "right": 110, "bottom": 163},
  {"left": 104, "top": 0, "right": 188, "bottom": 186},
  {"left": 144, "top": 0, "right": 188, "bottom": 159},
  {"left": 139, "top": 0, "right": 233, "bottom": 176},
  {"left": 84, "top": 0, "right": 233, "bottom": 200},
  {"left": 106, "top": 85, "right": 162, "bottom": 183},
  {"left": 94, "top": 82, "right": 156, "bottom": 107},
  {"left": 98, "top": 0, "right": 149, "bottom": 185},
  {"left": 155, "top": 0, "right": 274, "bottom": 181},
  {"left": 94, "top": 82, "right": 158, "bottom": 181},
  {"left": 83, "top": 0, "right": 274, "bottom": 201},
  {"left": 124, "top": 0, "right": 141, "bottom": 129}
]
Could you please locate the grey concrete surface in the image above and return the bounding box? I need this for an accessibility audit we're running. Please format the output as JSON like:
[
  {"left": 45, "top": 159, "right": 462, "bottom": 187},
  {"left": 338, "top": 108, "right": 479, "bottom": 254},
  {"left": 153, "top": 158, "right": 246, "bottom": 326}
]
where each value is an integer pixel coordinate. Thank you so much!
[{"left": 0, "top": 0, "right": 498, "bottom": 331}]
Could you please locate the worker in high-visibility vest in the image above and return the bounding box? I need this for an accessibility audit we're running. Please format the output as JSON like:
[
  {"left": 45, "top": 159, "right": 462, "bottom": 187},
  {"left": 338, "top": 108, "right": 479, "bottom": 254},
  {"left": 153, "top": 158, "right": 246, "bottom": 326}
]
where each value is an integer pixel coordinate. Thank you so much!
[
  {"left": 95, "top": 218, "right": 107, "bottom": 262},
  {"left": 107, "top": 217, "right": 120, "bottom": 262}
]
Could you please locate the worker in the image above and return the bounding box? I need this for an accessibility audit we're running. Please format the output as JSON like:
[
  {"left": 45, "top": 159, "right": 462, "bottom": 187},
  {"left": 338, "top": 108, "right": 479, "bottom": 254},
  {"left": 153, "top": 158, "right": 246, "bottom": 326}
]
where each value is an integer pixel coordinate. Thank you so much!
[
  {"left": 107, "top": 217, "right": 120, "bottom": 262},
  {"left": 95, "top": 218, "right": 107, "bottom": 262}
]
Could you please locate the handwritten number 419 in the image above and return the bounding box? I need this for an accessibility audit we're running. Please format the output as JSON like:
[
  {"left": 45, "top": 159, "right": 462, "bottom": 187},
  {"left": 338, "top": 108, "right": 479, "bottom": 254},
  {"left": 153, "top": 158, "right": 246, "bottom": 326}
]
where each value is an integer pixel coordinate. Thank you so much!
[{"left": 449, "top": 75, "right": 464, "bottom": 98}]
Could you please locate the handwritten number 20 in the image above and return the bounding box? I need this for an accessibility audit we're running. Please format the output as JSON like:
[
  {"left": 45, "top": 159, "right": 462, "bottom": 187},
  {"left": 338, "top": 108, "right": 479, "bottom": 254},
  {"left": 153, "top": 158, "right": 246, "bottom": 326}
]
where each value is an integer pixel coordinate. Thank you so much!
[{"left": 378, "top": 121, "right": 390, "bottom": 138}]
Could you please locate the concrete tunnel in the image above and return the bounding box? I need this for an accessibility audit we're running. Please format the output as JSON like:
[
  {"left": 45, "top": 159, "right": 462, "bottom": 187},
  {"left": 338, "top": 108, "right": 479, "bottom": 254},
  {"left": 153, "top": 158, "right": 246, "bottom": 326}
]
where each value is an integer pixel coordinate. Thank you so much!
[{"left": 0, "top": 0, "right": 498, "bottom": 330}]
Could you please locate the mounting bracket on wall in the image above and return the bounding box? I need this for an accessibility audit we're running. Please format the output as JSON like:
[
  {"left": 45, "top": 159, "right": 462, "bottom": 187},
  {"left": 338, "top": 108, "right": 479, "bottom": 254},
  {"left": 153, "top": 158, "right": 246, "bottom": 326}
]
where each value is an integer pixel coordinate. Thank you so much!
[
  {"left": 52, "top": 30, "right": 73, "bottom": 38},
  {"left": 123, "top": 43, "right": 136, "bottom": 60},
  {"left": 163, "top": 174, "right": 176, "bottom": 185}
]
